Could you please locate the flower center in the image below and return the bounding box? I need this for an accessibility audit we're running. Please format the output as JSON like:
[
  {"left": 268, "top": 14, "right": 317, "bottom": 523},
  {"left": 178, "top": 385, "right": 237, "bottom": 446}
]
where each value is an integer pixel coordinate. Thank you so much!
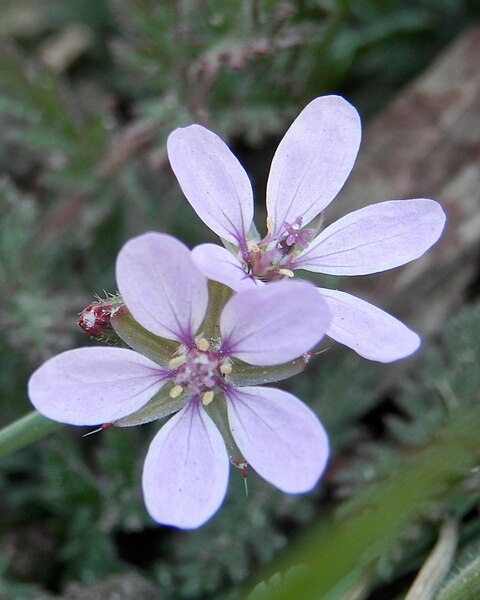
[
  {"left": 169, "top": 338, "right": 231, "bottom": 405},
  {"left": 280, "top": 217, "right": 314, "bottom": 251},
  {"left": 243, "top": 217, "right": 314, "bottom": 282}
]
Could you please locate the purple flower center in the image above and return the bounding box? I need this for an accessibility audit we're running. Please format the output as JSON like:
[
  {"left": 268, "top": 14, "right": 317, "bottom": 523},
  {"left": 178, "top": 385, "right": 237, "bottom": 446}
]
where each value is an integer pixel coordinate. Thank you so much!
[
  {"left": 243, "top": 217, "right": 314, "bottom": 282},
  {"left": 280, "top": 217, "right": 315, "bottom": 251},
  {"left": 171, "top": 343, "right": 230, "bottom": 402}
]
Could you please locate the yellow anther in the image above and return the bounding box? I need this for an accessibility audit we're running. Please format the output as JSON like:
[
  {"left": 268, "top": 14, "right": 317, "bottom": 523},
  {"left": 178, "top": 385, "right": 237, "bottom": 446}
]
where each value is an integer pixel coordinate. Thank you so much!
[
  {"left": 266, "top": 216, "right": 274, "bottom": 234},
  {"left": 202, "top": 390, "right": 214, "bottom": 406},
  {"left": 279, "top": 268, "right": 294, "bottom": 278},
  {"left": 247, "top": 241, "right": 260, "bottom": 252},
  {"left": 169, "top": 385, "right": 184, "bottom": 399},
  {"left": 168, "top": 355, "right": 186, "bottom": 369},
  {"left": 196, "top": 337, "right": 209, "bottom": 352},
  {"left": 220, "top": 363, "right": 232, "bottom": 376}
]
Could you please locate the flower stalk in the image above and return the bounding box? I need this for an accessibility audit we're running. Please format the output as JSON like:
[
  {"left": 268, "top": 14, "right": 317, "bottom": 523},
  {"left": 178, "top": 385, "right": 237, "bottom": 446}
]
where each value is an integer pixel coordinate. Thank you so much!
[{"left": 0, "top": 410, "right": 61, "bottom": 460}]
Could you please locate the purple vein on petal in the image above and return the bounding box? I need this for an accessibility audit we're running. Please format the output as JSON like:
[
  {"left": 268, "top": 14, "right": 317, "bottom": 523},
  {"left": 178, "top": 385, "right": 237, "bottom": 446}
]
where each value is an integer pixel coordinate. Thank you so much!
[
  {"left": 116, "top": 233, "right": 208, "bottom": 345},
  {"left": 297, "top": 223, "right": 411, "bottom": 268},
  {"left": 274, "top": 151, "right": 318, "bottom": 230},
  {"left": 167, "top": 126, "right": 253, "bottom": 251},
  {"left": 198, "top": 147, "right": 250, "bottom": 251}
]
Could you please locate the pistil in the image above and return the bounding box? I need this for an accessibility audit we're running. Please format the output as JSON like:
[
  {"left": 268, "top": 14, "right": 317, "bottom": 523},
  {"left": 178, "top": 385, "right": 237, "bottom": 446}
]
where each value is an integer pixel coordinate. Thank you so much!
[{"left": 168, "top": 341, "right": 229, "bottom": 403}]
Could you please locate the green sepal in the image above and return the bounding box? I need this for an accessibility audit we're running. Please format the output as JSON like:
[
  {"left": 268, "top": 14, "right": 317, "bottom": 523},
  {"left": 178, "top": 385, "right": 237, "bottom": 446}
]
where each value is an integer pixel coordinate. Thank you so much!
[
  {"left": 203, "top": 393, "right": 246, "bottom": 468},
  {"left": 113, "top": 381, "right": 189, "bottom": 427},
  {"left": 110, "top": 306, "right": 179, "bottom": 367},
  {"left": 227, "top": 354, "right": 310, "bottom": 386},
  {"left": 198, "top": 281, "right": 233, "bottom": 340}
]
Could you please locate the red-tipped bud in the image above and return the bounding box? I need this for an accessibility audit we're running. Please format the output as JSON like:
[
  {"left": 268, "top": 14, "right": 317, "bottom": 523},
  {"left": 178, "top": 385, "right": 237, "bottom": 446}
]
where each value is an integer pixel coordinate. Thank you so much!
[
  {"left": 78, "top": 294, "right": 124, "bottom": 343},
  {"left": 78, "top": 303, "right": 113, "bottom": 337}
]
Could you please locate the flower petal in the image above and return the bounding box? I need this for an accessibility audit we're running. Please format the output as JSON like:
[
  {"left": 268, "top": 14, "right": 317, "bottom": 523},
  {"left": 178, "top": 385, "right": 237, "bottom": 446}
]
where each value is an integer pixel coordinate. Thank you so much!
[
  {"left": 167, "top": 125, "right": 254, "bottom": 250},
  {"left": 319, "top": 288, "right": 420, "bottom": 362},
  {"left": 191, "top": 243, "right": 259, "bottom": 292},
  {"left": 266, "top": 95, "right": 361, "bottom": 235},
  {"left": 295, "top": 199, "right": 446, "bottom": 275},
  {"left": 116, "top": 232, "right": 208, "bottom": 344},
  {"left": 28, "top": 347, "right": 169, "bottom": 425},
  {"left": 220, "top": 281, "right": 331, "bottom": 365},
  {"left": 142, "top": 401, "right": 229, "bottom": 529},
  {"left": 226, "top": 386, "right": 329, "bottom": 493}
]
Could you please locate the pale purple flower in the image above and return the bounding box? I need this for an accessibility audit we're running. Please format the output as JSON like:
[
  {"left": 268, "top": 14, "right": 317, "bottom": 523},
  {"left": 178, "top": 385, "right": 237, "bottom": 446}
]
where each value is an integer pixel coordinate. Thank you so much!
[
  {"left": 167, "top": 95, "right": 446, "bottom": 363},
  {"left": 28, "top": 232, "right": 331, "bottom": 529}
]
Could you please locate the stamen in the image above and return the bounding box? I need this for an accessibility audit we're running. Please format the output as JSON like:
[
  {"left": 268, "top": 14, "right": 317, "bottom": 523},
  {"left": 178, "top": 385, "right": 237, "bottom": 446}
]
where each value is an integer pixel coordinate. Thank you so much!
[
  {"left": 278, "top": 268, "right": 294, "bottom": 278},
  {"left": 247, "top": 241, "right": 260, "bottom": 252},
  {"left": 202, "top": 390, "right": 214, "bottom": 405},
  {"left": 169, "top": 384, "right": 184, "bottom": 399},
  {"left": 196, "top": 337, "right": 209, "bottom": 352},
  {"left": 220, "top": 363, "right": 232, "bottom": 376},
  {"left": 168, "top": 355, "right": 187, "bottom": 369}
]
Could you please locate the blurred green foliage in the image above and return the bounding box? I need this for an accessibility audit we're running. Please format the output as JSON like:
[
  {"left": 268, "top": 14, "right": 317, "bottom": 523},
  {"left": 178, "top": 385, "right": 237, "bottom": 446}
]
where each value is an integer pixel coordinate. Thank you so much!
[{"left": 0, "top": 1, "right": 479, "bottom": 599}]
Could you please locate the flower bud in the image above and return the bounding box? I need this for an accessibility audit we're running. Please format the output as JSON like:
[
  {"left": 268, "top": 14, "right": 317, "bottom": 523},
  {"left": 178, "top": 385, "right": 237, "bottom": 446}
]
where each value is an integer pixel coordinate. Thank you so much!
[{"left": 78, "top": 294, "right": 124, "bottom": 344}]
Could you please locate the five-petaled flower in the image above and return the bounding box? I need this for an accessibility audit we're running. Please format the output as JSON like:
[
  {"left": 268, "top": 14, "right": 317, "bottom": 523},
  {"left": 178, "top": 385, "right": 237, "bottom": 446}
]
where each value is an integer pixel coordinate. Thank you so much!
[
  {"left": 29, "top": 233, "right": 331, "bottom": 529},
  {"left": 167, "top": 95, "right": 446, "bottom": 363}
]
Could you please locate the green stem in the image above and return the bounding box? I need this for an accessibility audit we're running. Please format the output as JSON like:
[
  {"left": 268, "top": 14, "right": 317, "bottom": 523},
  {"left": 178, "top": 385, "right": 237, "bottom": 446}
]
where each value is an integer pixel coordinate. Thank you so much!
[{"left": 0, "top": 411, "right": 62, "bottom": 459}]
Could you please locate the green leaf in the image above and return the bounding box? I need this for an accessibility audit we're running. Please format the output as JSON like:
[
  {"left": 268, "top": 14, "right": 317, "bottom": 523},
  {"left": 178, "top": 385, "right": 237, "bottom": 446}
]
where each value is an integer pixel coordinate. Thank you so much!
[{"left": 241, "top": 402, "right": 480, "bottom": 600}]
